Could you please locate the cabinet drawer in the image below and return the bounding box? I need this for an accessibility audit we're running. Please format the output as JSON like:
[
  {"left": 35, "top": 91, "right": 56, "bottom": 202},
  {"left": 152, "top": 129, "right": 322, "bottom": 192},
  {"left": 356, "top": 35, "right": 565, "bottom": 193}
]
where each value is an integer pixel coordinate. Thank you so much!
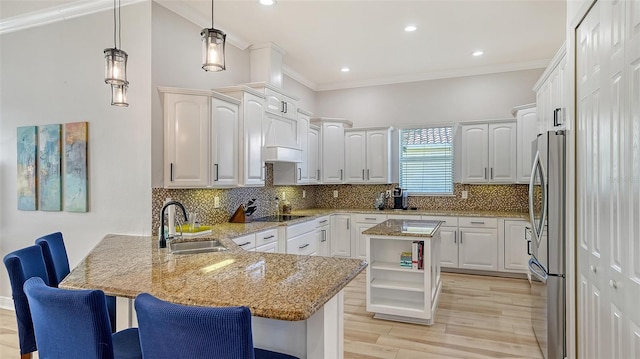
[
  {"left": 287, "top": 220, "right": 317, "bottom": 238},
  {"left": 255, "top": 229, "right": 278, "bottom": 247},
  {"left": 421, "top": 216, "right": 458, "bottom": 227},
  {"left": 255, "top": 241, "right": 278, "bottom": 253},
  {"left": 316, "top": 216, "right": 331, "bottom": 228},
  {"left": 287, "top": 231, "right": 317, "bottom": 255},
  {"left": 458, "top": 217, "right": 497, "bottom": 228},
  {"left": 232, "top": 234, "right": 256, "bottom": 250},
  {"left": 355, "top": 214, "right": 387, "bottom": 223}
]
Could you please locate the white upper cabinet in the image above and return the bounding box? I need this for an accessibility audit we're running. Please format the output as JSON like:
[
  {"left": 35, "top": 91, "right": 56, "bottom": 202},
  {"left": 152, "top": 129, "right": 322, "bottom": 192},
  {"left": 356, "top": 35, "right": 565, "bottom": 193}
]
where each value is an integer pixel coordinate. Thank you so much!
[
  {"left": 210, "top": 96, "right": 240, "bottom": 188},
  {"left": 513, "top": 104, "right": 538, "bottom": 183},
  {"left": 534, "top": 44, "right": 568, "bottom": 132},
  {"left": 344, "top": 128, "right": 392, "bottom": 184},
  {"left": 163, "top": 92, "right": 210, "bottom": 188},
  {"left": 296, "top": 111, "right": 311, "bottom": 184},
  {"left": 161, "top": 88, "right": 240, "bottom": 188},
  {"left": 312, "top": 118, "right": 353, "bottom": 183},
  {"left": 264, "top": 88, "right": 297, "bottom": 120},
  {"left": 308, "top": 125, "right": 320, "bottom": 183},
  {"left": 460, "top": 122, "right": 516, "bottom": 183}
]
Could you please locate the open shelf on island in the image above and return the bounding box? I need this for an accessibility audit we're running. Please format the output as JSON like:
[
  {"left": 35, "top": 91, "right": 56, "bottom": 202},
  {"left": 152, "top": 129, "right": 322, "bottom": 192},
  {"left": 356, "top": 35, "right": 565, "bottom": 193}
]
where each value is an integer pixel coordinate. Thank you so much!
[
  {"left": 369, "top": 296, "right": 425, "bottom": 312},
  {"left": 371, "top": 261, "right": 425, "bottom": 272},
  {"left": 370, "top": 278, "right": 424, "bottom": 292}
]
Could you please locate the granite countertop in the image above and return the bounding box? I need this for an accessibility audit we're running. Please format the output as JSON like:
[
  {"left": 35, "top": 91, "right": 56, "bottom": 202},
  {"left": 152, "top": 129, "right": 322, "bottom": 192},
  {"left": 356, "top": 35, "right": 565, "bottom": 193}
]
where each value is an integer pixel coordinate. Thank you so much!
[
  {"left": 59, "top": 234, "right": 367, "bottom": 321},
  {"left": 362, "top": 219, "right": 443, "bottom": 238}
]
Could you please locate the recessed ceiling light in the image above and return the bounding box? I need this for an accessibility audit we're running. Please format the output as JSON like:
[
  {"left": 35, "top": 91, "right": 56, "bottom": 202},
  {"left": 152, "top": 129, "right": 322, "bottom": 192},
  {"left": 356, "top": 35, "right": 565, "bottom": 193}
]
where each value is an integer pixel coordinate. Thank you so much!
[
  {"left": 472, "top": 51, "right": 484, "bottom": 57},
  {"left": 341, "top": 67, "right": 350, "bottom": 73},
  {"left": 404, "top": 25, "right": 417, "bottom": 32},
  {"left": 259, "top": 0, "right": 276, "bottom": 5}
]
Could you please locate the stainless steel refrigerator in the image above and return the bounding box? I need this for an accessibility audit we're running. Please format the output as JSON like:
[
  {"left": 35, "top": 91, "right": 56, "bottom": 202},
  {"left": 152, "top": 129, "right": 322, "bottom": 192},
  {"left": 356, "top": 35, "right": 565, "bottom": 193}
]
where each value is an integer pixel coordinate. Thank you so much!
[{"left": 528, "top": 130, "right": 566, "bottom": 359}]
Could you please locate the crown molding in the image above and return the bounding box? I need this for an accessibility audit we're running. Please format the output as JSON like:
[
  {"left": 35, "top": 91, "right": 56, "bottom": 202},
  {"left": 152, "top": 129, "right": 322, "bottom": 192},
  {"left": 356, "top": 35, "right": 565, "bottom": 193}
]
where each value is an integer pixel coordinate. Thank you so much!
[
  {"left": 154, "top": 0, "right": 250, "bottom": 50},
  {"left": 282, "top": 64, "right": 318, "bottom": 91},
  {"left": 0, "top": 0, "right": 147, "bottom": 35},
  {"left": 314, "top": 59, "right": 551, "bottom": 92}
]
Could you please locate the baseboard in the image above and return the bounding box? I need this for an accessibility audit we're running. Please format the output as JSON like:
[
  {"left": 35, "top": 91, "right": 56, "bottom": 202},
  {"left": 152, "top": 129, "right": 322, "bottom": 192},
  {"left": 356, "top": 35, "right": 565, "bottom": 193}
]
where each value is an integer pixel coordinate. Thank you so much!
[{"left": 0, "top": 296, "right": 14, "bottom": 310}]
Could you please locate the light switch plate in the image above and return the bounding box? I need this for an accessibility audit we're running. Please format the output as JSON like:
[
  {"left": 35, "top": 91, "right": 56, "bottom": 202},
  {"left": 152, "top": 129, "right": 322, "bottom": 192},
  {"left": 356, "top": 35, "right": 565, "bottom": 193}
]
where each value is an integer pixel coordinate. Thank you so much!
[
  {"left": 333, "top": 190, "right": 338, "bottom": 198},
  {"left": 282, "top": 191, "right": 286, "bottom": 200},
  {"left": 302, "top": 190, "right": 306, "bottom": 198},
  {"left": 214, "top": 196, "right": 220, "bottom": 208},
  {"left": 461, "top": 191, "right": 468, "bottom": 199}
]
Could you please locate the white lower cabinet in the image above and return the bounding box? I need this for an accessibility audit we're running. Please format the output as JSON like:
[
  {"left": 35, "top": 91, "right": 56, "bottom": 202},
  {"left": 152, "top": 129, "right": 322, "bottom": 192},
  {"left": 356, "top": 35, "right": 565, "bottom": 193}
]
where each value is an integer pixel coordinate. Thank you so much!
[
  {"left": 234, "top": 229, "right": 279, "bottom": 253},
  {"left": 354, "top": 214, "right": 387, "bottom": 259},
  {"left": 233, "top": 233, "right": 256, "bottom": 251},
  {"left": 458, "top": 217, "right": 498, "bottom": 271},
  {"left": 316, "top": 216, "right": 331, "bottom": 257},
  {"left": 437, "top": 227, "right": 459, "bottom": 268},
  {"left": 286, "top": 221, "right": 317, "bottom": 256},
  {"left": 501, "top": 220, "right": 530, "bottom": 272},
  {"left": 255, "top": 241, "right": 278, "bottom": 253},
  {"left": 330, "top": 214, "right": 352, "bottom": 257}
]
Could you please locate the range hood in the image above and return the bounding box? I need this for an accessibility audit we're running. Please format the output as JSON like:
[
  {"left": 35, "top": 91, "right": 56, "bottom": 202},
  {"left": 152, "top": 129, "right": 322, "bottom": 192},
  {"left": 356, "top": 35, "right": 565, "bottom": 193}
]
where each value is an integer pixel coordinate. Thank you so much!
[{"left": 250, "top": 43, "right": 302, "bottom": 163}]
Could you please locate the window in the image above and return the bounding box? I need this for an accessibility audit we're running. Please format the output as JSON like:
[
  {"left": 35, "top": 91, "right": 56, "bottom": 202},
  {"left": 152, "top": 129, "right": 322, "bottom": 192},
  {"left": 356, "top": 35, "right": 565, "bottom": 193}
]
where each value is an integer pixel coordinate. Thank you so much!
[{"left": 399, "top": 126, "right": 454, "bottom": 195}]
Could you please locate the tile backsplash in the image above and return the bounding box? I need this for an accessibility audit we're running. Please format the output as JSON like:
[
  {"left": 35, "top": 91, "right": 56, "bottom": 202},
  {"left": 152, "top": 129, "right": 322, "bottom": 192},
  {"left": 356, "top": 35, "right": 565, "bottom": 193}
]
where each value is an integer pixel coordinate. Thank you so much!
[{"left": 152, "top": 165, "right": 528, "bottom": 233}]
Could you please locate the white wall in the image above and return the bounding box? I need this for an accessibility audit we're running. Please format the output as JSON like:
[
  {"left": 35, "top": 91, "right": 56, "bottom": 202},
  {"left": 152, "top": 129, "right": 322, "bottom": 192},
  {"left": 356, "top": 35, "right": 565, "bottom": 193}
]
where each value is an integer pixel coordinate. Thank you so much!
[
  {"left": 283, "top": 74, "right": 317, "bottom": 114},
  {"left": 0, "top": 2, "right": 153, "bottom": 300},
  {"left": 150, "top": 3, "right": 252, "bottom": 187},
  {"left": 315, "top": 69, "right": 543, "bottom": 127}
]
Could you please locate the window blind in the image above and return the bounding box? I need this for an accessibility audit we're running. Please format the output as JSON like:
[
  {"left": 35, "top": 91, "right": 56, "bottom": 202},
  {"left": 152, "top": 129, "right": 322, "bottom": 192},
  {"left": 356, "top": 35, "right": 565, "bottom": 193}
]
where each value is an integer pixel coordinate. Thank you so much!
[{"left": 399, "top": 126, "right": 454, "bottom": 195}]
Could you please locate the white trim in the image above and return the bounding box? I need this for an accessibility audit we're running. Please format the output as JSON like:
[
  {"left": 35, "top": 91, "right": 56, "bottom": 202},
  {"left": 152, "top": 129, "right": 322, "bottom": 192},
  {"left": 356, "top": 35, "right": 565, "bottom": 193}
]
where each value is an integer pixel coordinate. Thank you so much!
[
  {"left": 532, "top": 41, "right": 568, "bottom": 91},
  {"left": 0, "top": 296, "right": 14, "bottom": 311},
  {"left": 511, "top": 103, "right": 536, "bottom": 117},
  {"left": 0, "top": 0, "right": 147, "bottom": 35},
  {"left": 315, "top": 59, "right": 551, "bottom": 91},
  {"left": 282, "top": 64, "right": 319, "bottom": 91}
]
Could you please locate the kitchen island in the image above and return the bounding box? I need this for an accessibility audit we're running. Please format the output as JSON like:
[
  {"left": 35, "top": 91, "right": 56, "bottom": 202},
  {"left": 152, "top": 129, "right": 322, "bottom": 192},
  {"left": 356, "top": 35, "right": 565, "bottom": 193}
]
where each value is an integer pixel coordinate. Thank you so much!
[
  {"left": 363, "top": 219, "right": 442, "bottom": 325},
  {"left": 60, "top": 234, "right": 367, "bottom": 359}
]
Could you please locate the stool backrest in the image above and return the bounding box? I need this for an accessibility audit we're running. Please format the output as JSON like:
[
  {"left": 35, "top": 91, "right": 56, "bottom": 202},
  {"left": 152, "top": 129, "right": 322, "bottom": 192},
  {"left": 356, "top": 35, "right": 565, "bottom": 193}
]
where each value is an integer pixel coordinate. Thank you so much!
[{"left": 35, "top": 232, "right": 69, "bottom": 287}]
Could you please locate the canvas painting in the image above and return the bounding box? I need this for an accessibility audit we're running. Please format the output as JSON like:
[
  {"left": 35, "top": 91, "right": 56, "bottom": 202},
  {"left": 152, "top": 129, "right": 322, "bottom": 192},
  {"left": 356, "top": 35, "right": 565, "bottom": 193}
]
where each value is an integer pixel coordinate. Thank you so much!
[
  {"left": 17, "top": 126, "right": 38, "bottom": 210},
  {"left": 64, "top": 122, "right": 88, "bottom": 212},
  {"left": 38, "top": 124, "right": 62, "bottom": 211}
]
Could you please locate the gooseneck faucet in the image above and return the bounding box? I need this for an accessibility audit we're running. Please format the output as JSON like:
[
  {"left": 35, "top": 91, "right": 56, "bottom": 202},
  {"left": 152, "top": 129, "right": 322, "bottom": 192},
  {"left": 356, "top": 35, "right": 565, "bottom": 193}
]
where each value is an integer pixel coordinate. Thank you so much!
[{"left": 159, "top": 201, "right": 188, "bottom": 248}]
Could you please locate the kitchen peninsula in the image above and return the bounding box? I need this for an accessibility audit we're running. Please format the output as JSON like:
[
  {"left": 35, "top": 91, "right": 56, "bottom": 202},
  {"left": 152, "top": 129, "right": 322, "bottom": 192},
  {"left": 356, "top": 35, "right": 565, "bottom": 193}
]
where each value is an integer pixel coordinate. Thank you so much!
[
  {"left": 59, "top": 233, "right": 367, "bottom": 359},
  {"left": 363, "top": 219, "right": 442, "bottom": 325}
]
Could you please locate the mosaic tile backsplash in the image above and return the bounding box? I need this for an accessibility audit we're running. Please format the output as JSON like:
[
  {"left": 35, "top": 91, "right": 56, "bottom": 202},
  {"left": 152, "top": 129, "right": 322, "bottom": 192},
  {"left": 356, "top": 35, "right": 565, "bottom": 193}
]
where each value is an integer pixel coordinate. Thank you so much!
[{"left": 152, "top": 165, "right": 529, "bottom": 233}]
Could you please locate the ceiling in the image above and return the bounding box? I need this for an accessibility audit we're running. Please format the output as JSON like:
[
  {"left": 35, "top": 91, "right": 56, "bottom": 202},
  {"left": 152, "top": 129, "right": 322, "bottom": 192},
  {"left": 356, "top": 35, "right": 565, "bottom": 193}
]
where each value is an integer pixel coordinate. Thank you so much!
[{"left": 0, "top": 0, "right": 567, "bottom": 91}]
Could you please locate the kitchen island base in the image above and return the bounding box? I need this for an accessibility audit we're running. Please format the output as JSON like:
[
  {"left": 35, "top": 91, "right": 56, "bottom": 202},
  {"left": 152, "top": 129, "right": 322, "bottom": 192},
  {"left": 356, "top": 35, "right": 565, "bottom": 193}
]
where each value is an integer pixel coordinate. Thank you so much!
[{"left": 364, "top": 220, "right": 442, "bottom": 326}]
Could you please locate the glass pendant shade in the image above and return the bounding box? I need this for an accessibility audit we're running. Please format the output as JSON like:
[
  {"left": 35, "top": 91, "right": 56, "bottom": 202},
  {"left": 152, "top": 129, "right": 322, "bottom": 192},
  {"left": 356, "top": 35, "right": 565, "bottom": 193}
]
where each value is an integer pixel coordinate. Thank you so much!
[
  {"left": 111, "top": 83, "right": 129, "bottom": 107},
  {"left": 201, "top": 28, "right": 226, "bottom": 72},
  {"left": 104, "top": 48, "right": 128, "bottom": 85}
]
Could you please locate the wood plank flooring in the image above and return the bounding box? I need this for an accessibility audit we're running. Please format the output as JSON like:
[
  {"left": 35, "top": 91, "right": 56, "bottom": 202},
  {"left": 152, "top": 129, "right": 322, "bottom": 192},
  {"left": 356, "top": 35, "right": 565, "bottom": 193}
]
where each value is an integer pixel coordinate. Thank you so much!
[{"left": 0, "top": 272, "right": 542, "bottom": 359}]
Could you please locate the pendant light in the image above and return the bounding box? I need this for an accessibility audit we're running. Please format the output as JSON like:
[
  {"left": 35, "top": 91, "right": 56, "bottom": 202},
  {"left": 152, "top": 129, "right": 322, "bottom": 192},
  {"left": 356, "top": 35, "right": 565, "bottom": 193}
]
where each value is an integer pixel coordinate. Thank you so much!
[
  {"left": 104, "top": 0, "right": 129, "bottom": 106},
  {"left": 201, "top": 0, "right": 226, "bottom": 72}
]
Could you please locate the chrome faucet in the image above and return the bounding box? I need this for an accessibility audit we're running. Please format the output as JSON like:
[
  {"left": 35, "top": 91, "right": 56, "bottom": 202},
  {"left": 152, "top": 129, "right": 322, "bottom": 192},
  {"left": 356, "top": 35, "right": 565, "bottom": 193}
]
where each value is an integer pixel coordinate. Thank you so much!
[{"left": 160, "top": 201, "right": 188, "bottom": 249}]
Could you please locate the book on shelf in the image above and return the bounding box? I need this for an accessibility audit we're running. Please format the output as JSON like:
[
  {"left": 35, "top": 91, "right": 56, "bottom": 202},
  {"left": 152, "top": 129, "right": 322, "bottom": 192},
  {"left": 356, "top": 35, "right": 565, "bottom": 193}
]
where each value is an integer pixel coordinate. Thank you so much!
[
  {"left": 418, "top": 241, "right": 424, "bottom": 270},
  {"left": 411, "top": 241, "right": 425, "bottom": 270},
  {"left": 400, "top": 251, "right": 412, "bottom": 268}
]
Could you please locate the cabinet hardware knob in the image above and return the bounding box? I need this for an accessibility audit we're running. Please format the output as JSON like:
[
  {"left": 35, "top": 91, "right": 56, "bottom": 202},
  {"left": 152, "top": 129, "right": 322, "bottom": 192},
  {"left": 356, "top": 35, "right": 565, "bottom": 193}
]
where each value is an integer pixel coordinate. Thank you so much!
[
  {"left": 609, "top": 280, "right": 617, "bottom": 289},
  {"left": 298, "top": 167, "right": 302, "bottom": 181},
  {"left": 460, "top": 231, "right": 463, "bottom": 243},
  {"left": 470, "top": 221, "right": 485, "bottom": 225},
  {"left": 340, "top": 169, "right": 343, "bottom": 180},
  {"left": 454, "top": 231, "right": 457, "bottom": 244},
  {"left": 590, "top": 265, "right": 597, "bottom": 273},
  {"left": 170, "top": 163, "right": 174, "bottom": 182},
  {"left": 214, "top": 164, "right": 219, "bottom": 181},
  {"left": 491, "top": 167, "right": 494, "bottom": 180},
  {"left": 527, "top": 240, "right": 531, "bottom": 255},
  {"left": 264, "top": 235, "right": 275, "bottom": 239},
  {"left": 319, "top": 220, "right": 328, "bottom": 224},
  {"left": 362, "top": 169, "right": 365, "bottom": 180},
  {"left": 299, "top": 243, "right": 310, "bottom": 249},
  {"left": 239, "top": 241, "right": 251, "bottom": 247},
  {"left": 365, "top": 217, "right": 376, "bottom": 221}
]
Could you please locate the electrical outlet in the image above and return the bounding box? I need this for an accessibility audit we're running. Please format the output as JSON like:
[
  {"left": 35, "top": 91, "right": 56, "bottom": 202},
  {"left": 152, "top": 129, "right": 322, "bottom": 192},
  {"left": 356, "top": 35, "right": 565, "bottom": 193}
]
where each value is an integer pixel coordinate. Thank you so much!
[
  {"left": 281, "top": 191, "right": 286, "bottom": 200},
  {"left": 333, "top": 190, "right": 338, "bottom": 198},
  {"left": 385, "top": 190, "right": 392, "bottom": 197},
  {"left": 214, "top": 196, "right": 220, "bottom": 208},
  {"left": 302, "top": 190, "right": 306, "bottom": 198},
  {"left": 461, "top": 191, "right": 468, "bottom": 199}
]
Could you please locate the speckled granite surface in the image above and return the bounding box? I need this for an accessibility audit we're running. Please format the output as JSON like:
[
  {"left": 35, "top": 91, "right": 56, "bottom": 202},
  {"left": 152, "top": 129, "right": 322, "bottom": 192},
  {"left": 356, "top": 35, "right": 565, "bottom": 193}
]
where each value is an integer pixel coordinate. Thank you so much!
[
  {"left": 59, "top": 234, "right": 367, "bottom": 321},
  {"left": 289, "top": 208, "right": 529, "bottom": 220},
  {"left": 362, "top": 219, "right": 442, "bottom": 238}
]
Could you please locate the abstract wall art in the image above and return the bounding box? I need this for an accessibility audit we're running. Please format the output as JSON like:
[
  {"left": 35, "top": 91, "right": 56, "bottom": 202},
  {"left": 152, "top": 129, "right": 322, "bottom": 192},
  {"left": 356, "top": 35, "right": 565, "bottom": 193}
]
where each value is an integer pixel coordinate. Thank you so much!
[
  {"left": 17, "top": 126, "right": 38, "bottom": 210},
  {"left": 38, "top": 124, "right": 62, "bottom": 211},
  {"left": 64, "top": 122, "right": 88, "bottom": 212}
]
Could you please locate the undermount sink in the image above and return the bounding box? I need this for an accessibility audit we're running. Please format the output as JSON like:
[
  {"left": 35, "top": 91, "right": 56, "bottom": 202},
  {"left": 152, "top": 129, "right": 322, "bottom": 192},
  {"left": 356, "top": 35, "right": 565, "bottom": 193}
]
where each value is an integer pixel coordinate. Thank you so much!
[{"left": 170, "top": 239, "right": 228, "bottom": 255}]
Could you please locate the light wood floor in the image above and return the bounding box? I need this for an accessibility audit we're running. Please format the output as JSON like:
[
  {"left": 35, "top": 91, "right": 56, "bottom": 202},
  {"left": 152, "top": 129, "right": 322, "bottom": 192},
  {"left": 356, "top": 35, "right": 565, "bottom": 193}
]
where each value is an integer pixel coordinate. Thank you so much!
[{"left": 0, "top": 272, "right": 542, "bottom": 359}]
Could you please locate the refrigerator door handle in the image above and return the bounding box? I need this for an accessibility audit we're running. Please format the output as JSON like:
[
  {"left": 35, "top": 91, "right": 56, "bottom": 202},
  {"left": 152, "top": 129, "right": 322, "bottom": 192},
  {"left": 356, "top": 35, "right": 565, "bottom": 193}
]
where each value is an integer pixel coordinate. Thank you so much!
[
  {"left": 529, "top": 257, "right": 548, "bottom": 284},
  {"left": 529, "top": 151, "right": 548, "bottom": 245}
]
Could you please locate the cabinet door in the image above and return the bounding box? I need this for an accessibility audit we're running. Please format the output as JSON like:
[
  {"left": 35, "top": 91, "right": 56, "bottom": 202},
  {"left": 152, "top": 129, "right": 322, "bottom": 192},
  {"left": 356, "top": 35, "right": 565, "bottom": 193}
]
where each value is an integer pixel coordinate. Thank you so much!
[
  {"left": 164, "top": 93, "right": 210, "bottom": 188},
  {"left": 317, "top": 226, "right": 330, "bottom": 257},
  {"left": 355, "top": 222, "right": 376, "bottom": 260},
  {"left": 460, "top": 124, "right": 488, "bottom": 183},
  {"left": 536, "top": 85, "right": 549, "bottom": 134},
  {"left": 330, "top": 214, "right": 351, "bottom": 257},
  {"left": 516, "top": 108, "right": 538, "bottom": 183},
  {"left": 344, "top": 130, "right": 366, "bottom": 183},
  {"left": 297, "top": 113, "right": 310, "bottom": 183},
  {"left": 211, "top": 97, "right": 239, "bottom": 187},
  {"left": 459, "top": 228, "right": 498, "bottom": 270},
  {"left": 263, "top": 88, "right": 282, "bottom": 115},
  {"left": 488, "top": 122, "right": 517, "bottom": 183},
  {"left": 322, "top": 122, "right": 345, "bottom": 183},
  {"left": 439, "top": 227, "right": 458, "bottom": 268},
  {"left": 308, "top": 127, "right": 320, "bottom": 183},
  {"left": 503, "top": 220, "right": 530, "bottom": 272},
  {"left": 281, "top": 94, "right": 297, "bottom": 120},
  {"left": 366, "top": 129, "right": 391, "bottom": 183},
  {"left": 242, "top": 93, "right": 265, "bottom": 186}
]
